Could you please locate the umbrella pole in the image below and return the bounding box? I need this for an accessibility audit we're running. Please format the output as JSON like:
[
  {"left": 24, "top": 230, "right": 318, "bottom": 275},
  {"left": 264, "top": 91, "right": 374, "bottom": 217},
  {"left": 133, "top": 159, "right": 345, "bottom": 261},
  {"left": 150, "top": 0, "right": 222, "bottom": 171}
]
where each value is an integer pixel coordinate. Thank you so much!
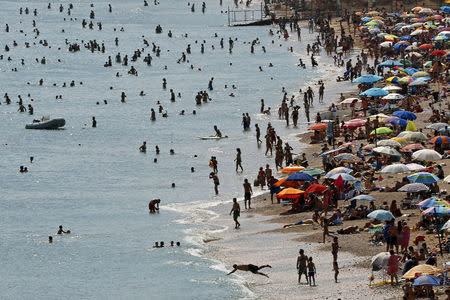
[{"left": 438, "top": 229, "right": 443, "bottom": 257}]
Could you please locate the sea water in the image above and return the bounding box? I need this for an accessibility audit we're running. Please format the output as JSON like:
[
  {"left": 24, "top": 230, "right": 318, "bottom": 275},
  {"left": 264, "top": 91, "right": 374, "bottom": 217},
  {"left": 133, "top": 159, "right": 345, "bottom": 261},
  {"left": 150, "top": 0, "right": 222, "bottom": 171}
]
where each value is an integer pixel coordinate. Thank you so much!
[{"left": 0, "top": 0, "right": 349, "bottom": 298}]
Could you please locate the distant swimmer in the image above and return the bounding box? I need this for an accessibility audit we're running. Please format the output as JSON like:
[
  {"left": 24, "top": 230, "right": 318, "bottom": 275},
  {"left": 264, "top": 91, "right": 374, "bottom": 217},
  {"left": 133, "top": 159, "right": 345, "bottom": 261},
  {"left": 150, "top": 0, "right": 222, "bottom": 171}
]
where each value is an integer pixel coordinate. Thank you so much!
[
  {"left": 57, "top": 225, "right": 71, "bottom": 234},
  {"left": 92, "top": 116, "right": 96, "bottom": 127},
  {"left": 213, "top": 125, "right": 222, "bottom": 137},
  {"left": 227, "top": 264, "right": 271, "bottom": 278},
  {"left": 149, "top": 198, "right": 160, "bottom": 213},
  {"left": 139, "top": 141, "right": 147, "bottom": 153}
]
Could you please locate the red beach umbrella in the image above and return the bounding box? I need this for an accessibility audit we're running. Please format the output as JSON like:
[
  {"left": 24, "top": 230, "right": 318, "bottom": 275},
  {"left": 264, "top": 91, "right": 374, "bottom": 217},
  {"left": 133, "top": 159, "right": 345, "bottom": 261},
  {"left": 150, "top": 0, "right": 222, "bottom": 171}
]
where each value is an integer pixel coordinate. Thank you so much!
[
  {"left": 309, "top": 123, "right": 328, "bottom": 130},
  {"left": 418, "top": 44, "right": 433, "bottom": 50},
  {"left": 429, "top": 50, "right": 446, "bottom": 56},
  {"left": 305, "top": 184, "right": 328, "bottom": 194}
]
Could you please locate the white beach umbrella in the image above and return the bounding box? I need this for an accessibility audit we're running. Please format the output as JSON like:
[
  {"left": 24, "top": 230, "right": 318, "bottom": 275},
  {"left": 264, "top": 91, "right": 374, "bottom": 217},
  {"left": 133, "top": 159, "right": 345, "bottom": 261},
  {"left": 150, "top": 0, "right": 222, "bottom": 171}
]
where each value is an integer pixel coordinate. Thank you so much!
[
  {"left": 405, "top": 45, "right": 419, "bottom": 51},
  {"left": 341, "top": 97, "right": 361, "bottom": 104},
  {"left": 398, "top": 183, "right": 430, "bottom": 192},
  {"left": 380, "top": 163, "right": 410, "bottom": 173},
  {"left": 411, "top": 29, "right": 428, "bottom": 36},
  {"left": 373, "top": 146, "right": 401, "bottom": 156},
  {"left": 379, "top": 41, "right": 393, "bottom": 48},
  {"left": 406, "top": 163, "right": 426, "bottom": 171},
  {"left": 377, "top": 139, "right": 402, "bottom": 147},
  {"left": 383, "top": 85, "right": 402, "bottom": 91},
  {"left": 412, "top": 149, "right": 442, "bottom": 161},
  {"left": 426, "top": 123, "right": 449, "bottom": 131},
  {"left": 372, "top": 252, "right": 390, "bottom": 271},
  {"left": 397, "top": 131, "right": 428, "bottom": 141},
  {"left": 407, "top": 52, "right": 423, "bottom": 58},
  {"left": 441, "top": 219, "right": 450, "bottom": 231},
  {"left": 382, "top": 93, "right": 404, "bottom": 100},
  {"left": 444, "top": 175, "right": 450, "bottom": 183}
]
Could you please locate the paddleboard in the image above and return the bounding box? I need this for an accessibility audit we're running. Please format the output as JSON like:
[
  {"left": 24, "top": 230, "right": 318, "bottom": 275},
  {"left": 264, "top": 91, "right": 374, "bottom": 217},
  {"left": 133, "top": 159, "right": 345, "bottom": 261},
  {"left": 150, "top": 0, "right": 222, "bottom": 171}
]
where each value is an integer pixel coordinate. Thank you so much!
[{"left": 198, "top": 136, "right": 228, "bottom": 140}]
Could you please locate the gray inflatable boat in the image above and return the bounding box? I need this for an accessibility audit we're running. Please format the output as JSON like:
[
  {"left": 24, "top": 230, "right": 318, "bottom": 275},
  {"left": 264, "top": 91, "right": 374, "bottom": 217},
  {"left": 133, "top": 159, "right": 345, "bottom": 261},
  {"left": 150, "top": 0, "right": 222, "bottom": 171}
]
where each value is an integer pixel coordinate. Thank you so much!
[{"left": 25, "top": 118, "right": 66, "bottom": 129}]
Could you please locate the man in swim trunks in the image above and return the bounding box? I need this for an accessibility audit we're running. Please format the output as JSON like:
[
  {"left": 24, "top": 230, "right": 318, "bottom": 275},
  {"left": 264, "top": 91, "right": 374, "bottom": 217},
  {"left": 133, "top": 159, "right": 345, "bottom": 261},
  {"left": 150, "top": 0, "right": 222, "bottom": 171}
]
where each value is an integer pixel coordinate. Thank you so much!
[
  {"left": 149, "top": 199, "right": 160, "bottom": 213},
  {"left": 227, "top": 264, "right": 271, "bottom": 278},
  {"left": 230, "top": 198, "right": 240, "bottom": 229}
]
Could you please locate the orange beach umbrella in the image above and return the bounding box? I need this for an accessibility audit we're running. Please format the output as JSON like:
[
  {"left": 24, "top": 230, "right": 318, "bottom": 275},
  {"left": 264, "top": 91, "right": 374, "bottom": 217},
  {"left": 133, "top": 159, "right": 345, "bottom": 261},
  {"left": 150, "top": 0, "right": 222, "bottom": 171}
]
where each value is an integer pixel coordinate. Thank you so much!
[{"left": 276, "top": 188, "right": 306, "bottom": 199}]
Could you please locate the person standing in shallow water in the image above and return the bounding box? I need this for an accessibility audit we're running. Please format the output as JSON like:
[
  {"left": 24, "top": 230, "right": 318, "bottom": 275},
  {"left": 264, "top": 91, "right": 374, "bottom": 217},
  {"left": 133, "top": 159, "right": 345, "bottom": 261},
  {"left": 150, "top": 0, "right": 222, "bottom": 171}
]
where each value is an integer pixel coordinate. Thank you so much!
[
  {"left": 92, "top": 116, "right": 97, "bottom": 127},
  {"left": 235, "top": 148, "right": 243, "bottom": 172},
  {"left": 229, "top": 198, "right": 240, "bottom": 229},
  {"left": 243, "top": 178, "right": 252, "bottom": 209}
]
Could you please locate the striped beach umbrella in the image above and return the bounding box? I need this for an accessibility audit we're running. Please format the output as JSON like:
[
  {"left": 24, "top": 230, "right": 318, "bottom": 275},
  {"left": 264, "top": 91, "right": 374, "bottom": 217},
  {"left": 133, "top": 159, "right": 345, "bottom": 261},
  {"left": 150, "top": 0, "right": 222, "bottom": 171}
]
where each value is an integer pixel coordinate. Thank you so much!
[
  {"left": 407, "top": 172, "right": 439, "bottom": 184},
  {"left": 400, "top": 144, "right": 424, "bottom": 152},
  {"left": 308, "top": 123, "right": 328, "bottom": 130},
  {"left": 417, "top": 197, "right": 450, "bottom": 209},
  {"left": 428, "top": 135, "right": 450, "bottom": 144},
  {"left": 423, "top": 205, "right": 450, "bottom": 215}
]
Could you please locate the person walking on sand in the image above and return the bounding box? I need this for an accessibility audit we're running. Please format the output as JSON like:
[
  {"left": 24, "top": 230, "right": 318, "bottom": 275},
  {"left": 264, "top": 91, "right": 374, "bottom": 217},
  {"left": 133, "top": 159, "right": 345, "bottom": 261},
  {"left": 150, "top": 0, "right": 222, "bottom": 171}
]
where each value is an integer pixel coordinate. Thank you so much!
[
  {"left": 235, "top": 148, "right": 243, "bottom": 172},
  {"left": 307, "top": 257, "right": 316, "bottom": 286},
  {"left": 387, "top": 250, "right": 400, "bottom": 286},
  {"left": 243, "top": 178, "right": 252, "bottom": 209},
  {"left": 332, "top": 236, "right": 340, "bottom": 282},
  {"left": 323, "top": 218, "right": 333, "bottom": 243},
  {"left": 297, "top": 249, "right": 308, "bottom": 284},
  {"left": 229, "top": 198, "right": 240, "bottom": 229},
  {"left": 227, "top": 264, "right": 271, "bottom": 277}
]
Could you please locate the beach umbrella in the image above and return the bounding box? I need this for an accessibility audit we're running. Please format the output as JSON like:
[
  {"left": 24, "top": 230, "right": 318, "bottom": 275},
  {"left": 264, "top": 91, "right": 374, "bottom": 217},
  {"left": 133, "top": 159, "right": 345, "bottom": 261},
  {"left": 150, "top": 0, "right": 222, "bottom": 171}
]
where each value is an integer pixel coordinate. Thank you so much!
[
  {"left": 326, "top": 167, "right": 352, "bottom": 178},
  {"left": 438, "top": 127, "right": 450, "bottom": 135},
  {"left": 403, "top": 265, "right": 443, "bottom": 279},
  {"left": 371, "top": 252, "right": 390, "bottom": 271},
  {"left": 407, "top": 52, "right": 423, "bottom": 59},
  {"left": 343, "top": 119, "right": 366, "bottom": 128},
  {"left": 369, "top": 113, "right": 390, "bottom": 120},
  {"left": 441, "top": 6, "right": 450, "bottom": 13},
  {"left": 426, "top": 123, "right": 449, "bottom": 131},
  {"left": 350, "top": 195, "right": 376, "bottom": 201},
  {"left": 441, "top": 219, "right": 450, "bottom": 230},
  {"left": 368, "top": 210, "right": 395, "bottom": 221},
  {"left": 409, "top": 79, "right": 429, "bottom": 86},
  {"left": 404, "top": 67, "right": 420, "bottom": 75},
  {"left": 406, "top": 163, "right": 426, "bottom": 171},
  {"left": 367, "top": 11, "right": 379, "bottom": 16},
  {"left": 370, "top": 127, "right": 393, "bottom": 135},
  {"left": 412, "top": 71, "right": 430, "bottom": 78},
  {"left": 373, "top": 146, "right": 401, "bottom": 157},
  {"left": 359, "top": 88, "right": 389, "bottom": 98},
  {"left": 378, "top": 60, "right": 403, "bottom": 67},
  {"left": 430, "top": 50, "right": 447, "bottom": 56},
  {"left": 341, "top": 97, "right": 360, "bottom": 104},
  {"left": 354, "top": 74, "right": 383, "bottom": 84},
  {"left": 377, "top": 139, "right": 402, "bottom": 147},
  {"left": 286, "top": 172, "right": 315, "bottom": 182},
  {"left": 329, "top": 173, "right": 357, "bottom": 181},
  {"left": 399, "top": 59, "right": 413, "bottom": 67},
  {"left": 423, "top": 205, "right": 450, "bottom": 215},
  {"left": 393, "top": 110, "right": 417, "bottom": 120},
  {"left": 365, "top": 21, "right": 379, "bottom": 26},
  {"left": 400, "top": 144, "right": 425, "bottom": 152},
  {"left": 406, "top": 44, "right": 419, "bottom": 51},
  {"left": 406, "top": 121, "right": 418, "bottom": 132},
  {"left": 333, "top": 153, "right": 359, "bottom": 162},
  {"left": 391, "top": 137, "right": 408, "bottom": 143},
  {"left": 385, "top": 76, "right": 401, "bottom": 83},
  {"left": 383, "top": 85, "right": 402, "bottom": 91},
  {"left": 411, "top": 29, "right": 428, "bottom": 36},
  {"left": 388, "top": 118, "right": 408, "bottom": 126},
  {"left": 423, "top": 61, "right": 433, "bottom": 68},
  {"left": 273, "top": 177, "right": 301, "bottom": 188},
  {"left": 398, "top": 76, "right": 415, "bottom": 85},
  {"left": 407, "top": 172, "right": 439, "bottom": 184},
  {"left": 419, "top": 8, "right": 434, "bottom": 14},
  {"left": 380, "top": 163, "right": 410, "bottom": 173},
  {"left": 398, "top": 131, "right": 427, "bottom": 141},
  {"left": 309, "top": 123, "right": 328, "bottom": 130},
  {"left": 413, "top": 275, "right": 441, "bottom": 286},
  {"left": 305, "top": 184, "right": 328, "bottom": 194},
  {"left": 417, "top": 197, "right": 450, "bottom": 209},
  {"left": 280, "top": 165, "right": 305, "bottom": 173},
  {"left": 412, "top": 149, "right": 442, "bottom": 160},
  {"left": 398, "top": 183, "right": 430, "bottom": 192},
  {"left": 433, "top": 35, "right": 449, "bottom": 41},
  {"left": 361, "top": 16, "right": 372, "bottom": 22},
  {"left": 412, "top": 6, "right": 424, "bottom": 12},
  {"left": 379, "top": 41, "right": 393, "bottom": 48},
  {"left": 382, "top": 93, "right": 404, "bottom": 100},
  {"left": 444, "top": 175, "right": 450, "bottom": 183},
  {"left": 369, "top": 224, "right": 384, "bottom": 234},
  {"left": 276, "top": 187, "right": 305, "bottom": 199},
  {"left": 429, "top": 136, "right": 450, "bottom": 144},
  {"left": 318, "top": 148, "right": 344, "bottom": 157},
  {"left": 302, "top": 168, "right": 325, "bottom": 176}
]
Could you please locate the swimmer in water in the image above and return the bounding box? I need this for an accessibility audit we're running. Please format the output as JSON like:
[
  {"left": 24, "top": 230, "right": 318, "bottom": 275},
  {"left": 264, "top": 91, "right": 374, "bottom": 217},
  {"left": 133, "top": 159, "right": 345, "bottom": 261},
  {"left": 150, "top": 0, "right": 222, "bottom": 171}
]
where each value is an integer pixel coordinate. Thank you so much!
[
  {"left": 57, "top": 225, "right": 70, "bottom": 234},
  {"left": 149, "top": 198, "right": 160, "bottom": 213},
  {"left": 139, "top": 141, "right": 147, "bottom": 153}
]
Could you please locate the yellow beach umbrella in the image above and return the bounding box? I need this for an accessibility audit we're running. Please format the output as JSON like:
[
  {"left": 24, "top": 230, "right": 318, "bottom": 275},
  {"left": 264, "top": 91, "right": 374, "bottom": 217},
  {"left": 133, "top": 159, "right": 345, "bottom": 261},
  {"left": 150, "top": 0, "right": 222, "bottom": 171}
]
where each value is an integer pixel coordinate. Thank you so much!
[
  {"left": 402, "top": 264, "right": 443, "bottom": 279},
  {"left": 405, "top": 121, "right": 417, "bottom": 132},
  {"left": 391, "top": 137, "right": 408, "bottom": 143},
  {"left": 276, "top": 188, "right": 305, "bottom": 199}
]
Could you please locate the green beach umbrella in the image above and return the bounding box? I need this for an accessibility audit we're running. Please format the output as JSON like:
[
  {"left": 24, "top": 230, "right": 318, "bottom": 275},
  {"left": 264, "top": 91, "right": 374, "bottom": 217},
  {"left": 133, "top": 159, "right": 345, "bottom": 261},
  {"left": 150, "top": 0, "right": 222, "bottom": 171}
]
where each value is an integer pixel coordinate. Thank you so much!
[
  {"left": 302, "top": 168, "right": 325, "bottom": 176},
  {"left": 371, "top": 127, "right": 393, "bottom": 135}
]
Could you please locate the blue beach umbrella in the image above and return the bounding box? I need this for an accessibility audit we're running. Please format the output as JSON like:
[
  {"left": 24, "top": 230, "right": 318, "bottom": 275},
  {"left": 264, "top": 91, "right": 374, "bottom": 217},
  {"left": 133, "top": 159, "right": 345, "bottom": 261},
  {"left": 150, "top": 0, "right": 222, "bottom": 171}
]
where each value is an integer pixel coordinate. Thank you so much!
[
  {"left": 359, "top": 88, "right": 389, "bottom": 97},
  {"left": 388, "top": 118, "right": 408, "bottom": 126},
  {"left": 407, "top": 172, "right": 439, "bottom": 184},
  {"left": 393, "top": 110, "right": 417, "bottom": 120},
  {"left": 423, "top": 205, "right": 450, "bottom": 216},
  {"left": 413, "top": 275, "right": 441, "bottom": 286},
  {"left": 405, "top": 67, "right": 420, "bottom": 75},
  {"left": 361, "top": 17, "right": 372, "bottom": 22},
  {"left": 286, "top": 172, "right": 315, "bottom": 182},
  {"left": 393, "top": 43, "right": 408, "bottom": 50},
  {"left": 350, "top": 195, "right": 376, "bottom": 201},
  {"left": 378, "top": 60, "right": 403, "bottom": 67},
  {"left": 440, "top": 6, "right": 450, "bottom": 13},
  {"left": 353, "top": 74, "right": 383, "bottom": 84},
  {"left": 399, "top": 35, "right": 412, "bottom": 40},
  {"left": 367, "top": 209, "right": 395, "bottom": 221}
]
